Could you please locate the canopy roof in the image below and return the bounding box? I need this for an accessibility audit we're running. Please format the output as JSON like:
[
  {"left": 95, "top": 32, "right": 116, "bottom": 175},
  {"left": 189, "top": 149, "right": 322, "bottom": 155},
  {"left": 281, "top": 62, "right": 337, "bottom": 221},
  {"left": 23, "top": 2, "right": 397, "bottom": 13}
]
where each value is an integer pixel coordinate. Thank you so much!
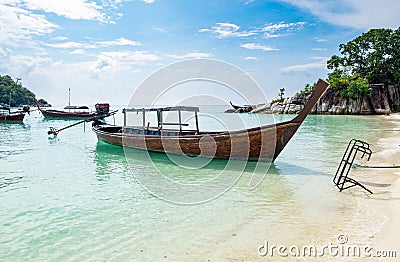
[
  {"left": 64, "top": 105, "right": 89, "bottom": 110},
  {"left": 123, "top": 106, "right": 199, "bottom": 113}
]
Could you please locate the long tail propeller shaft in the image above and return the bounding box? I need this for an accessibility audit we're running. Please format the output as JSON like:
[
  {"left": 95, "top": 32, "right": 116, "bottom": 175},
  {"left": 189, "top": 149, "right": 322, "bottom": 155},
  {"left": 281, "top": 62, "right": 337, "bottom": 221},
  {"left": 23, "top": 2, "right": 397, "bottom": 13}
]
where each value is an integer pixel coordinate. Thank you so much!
[{"left": 48, "top": 110, "right": 118, "bottom": 136}]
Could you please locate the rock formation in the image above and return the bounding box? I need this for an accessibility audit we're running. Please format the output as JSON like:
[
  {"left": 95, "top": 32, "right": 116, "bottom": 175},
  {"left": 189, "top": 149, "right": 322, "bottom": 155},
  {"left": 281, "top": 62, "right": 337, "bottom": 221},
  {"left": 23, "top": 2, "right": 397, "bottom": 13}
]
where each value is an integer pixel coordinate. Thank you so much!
[{"left": 228, "top": 84, "right": 400, "bottom": 115}]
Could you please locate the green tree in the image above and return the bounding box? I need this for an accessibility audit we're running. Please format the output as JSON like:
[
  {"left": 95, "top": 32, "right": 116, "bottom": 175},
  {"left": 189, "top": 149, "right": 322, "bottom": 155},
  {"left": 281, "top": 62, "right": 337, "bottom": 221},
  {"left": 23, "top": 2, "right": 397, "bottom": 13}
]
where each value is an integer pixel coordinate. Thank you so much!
[
  {"left": 301, "top": 82, "right": 316, "bottom": 94},
  {"left": 327, "top": 70, "right": 371, "bottom": 100},
  {"left": 340, "top": 75, "right": 371, "bottom": 101},
  {"left": 0, "top": 75, "right": 36, "bottom": 106},
  {"left": 327, "top": 28, "right": 400, "bottom": 85},
  {"left": 278, "top": 88, "right": 285, "bottom": 102}
]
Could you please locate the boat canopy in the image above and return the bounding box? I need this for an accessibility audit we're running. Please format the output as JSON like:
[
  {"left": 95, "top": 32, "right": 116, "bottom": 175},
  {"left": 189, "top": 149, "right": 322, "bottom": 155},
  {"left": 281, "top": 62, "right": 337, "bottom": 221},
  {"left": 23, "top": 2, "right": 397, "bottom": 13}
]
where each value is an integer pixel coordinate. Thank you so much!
[
  {"left": 122, "top": 106, "right": 200, "bottom": 134},
  {"left": 122, "top": 106, "right": 199, "bottom": 113},
  {"left": 64, "top": 105, "right": 90, "bottom": 110}
]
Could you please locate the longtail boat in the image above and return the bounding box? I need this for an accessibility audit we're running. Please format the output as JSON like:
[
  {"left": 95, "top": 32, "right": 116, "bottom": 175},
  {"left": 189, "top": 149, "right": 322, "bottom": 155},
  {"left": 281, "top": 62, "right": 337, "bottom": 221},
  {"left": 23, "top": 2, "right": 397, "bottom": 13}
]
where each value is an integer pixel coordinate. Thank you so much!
[
  {"left": 35, "top": 89, "right": 110, "bottom": 119},
  {"left": 0, "top": 106, "right": 29, "bottom": 123},
  {"left": 229, "top": 101, "right": 254, "bottom": 112},
  {"left": 35, "top": 101, "right": 97, "bottom": 119},
  {"left": 93, "top": 79, "right": 329, "bottom": 161}
]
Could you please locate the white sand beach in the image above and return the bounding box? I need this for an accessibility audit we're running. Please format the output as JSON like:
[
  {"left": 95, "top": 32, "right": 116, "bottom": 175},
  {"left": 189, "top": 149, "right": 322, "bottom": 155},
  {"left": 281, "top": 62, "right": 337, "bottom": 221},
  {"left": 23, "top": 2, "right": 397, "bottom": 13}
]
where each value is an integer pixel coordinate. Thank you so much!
[
  {"left": 208, "top": 113, "right": 400, "bottom": 261},
  {"left": 367, "top": 113, "right": 400, "bottom": 252}
]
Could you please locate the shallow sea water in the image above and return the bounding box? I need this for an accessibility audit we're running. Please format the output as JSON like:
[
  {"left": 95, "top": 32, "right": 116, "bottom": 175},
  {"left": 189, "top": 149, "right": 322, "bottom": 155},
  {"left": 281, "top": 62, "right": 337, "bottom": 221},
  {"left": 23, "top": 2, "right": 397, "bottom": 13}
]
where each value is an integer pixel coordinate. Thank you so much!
[{"left": 0, "top": 107, "right": 392, "bottom": 260}]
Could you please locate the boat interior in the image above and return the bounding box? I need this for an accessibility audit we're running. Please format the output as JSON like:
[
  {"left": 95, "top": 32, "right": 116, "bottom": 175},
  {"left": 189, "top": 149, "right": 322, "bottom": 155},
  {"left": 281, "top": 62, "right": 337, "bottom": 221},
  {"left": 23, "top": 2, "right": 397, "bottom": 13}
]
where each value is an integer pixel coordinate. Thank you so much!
[{"left": 97, "top": 125, "right": 224, "bottom": 136}]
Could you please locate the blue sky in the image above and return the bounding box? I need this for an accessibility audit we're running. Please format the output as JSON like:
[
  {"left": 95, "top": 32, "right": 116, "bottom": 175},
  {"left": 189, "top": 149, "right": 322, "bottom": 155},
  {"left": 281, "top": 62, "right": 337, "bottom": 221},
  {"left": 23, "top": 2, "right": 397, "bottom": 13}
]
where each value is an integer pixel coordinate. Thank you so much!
[{"left": 1, "top": 0, "right": 399, "bottom": 105}]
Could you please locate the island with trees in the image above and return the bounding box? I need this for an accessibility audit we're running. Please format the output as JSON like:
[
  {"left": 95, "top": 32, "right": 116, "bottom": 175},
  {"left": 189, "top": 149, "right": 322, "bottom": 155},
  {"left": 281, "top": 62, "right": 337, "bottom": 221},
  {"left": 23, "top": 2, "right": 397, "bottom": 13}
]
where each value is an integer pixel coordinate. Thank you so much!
[
  {"left": 232, "top": 27, "right": 400, "bottom": 115},
  {"left": 0, "top": 75, "right": 36, "bottom": 107}
]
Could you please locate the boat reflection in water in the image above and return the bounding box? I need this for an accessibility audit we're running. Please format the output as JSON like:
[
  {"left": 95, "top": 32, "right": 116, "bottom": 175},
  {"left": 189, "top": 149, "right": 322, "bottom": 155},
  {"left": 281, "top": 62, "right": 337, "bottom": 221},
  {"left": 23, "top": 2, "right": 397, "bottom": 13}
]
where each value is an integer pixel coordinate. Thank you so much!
[{"left": 94, "top": 139, "right": 286, "bottom": 204}]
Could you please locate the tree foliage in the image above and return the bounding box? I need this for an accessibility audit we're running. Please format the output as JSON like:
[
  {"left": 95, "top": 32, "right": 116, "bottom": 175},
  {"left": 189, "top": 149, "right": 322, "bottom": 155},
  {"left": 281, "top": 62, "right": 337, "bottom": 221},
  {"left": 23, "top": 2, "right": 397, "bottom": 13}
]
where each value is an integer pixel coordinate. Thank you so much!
[
  {"left": 327, "top": 28, "right": 400, "bottom": 85},
  {"left": 278, "top": 88, "right": 285, "bottom": 101},
  {"left": 326, "top": 27, "right": 400, "bottom": 101},
  {"left": 0, "top": 75, "right": 36, "bottom": 106},
  {"left": 272, "top": 88, "right": 286, "bottom": 104},
  {"left": 327, "top": 70, "right": 371, "bottom": 101},
  {"left": 300, "top": 82, "right": 316, "bottom": 94},
  {"left": 340, "top": 75, "right": 371, "bottom": 101}
]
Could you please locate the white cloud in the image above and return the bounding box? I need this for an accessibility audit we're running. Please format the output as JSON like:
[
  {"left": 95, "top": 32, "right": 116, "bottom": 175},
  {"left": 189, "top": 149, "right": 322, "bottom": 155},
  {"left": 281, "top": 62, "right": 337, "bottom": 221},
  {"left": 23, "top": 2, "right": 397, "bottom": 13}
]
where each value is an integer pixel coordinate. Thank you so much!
[
  {"left": 280, "top": 57, "right": 328, "bottom": 72},
  {"left": 279, "top": 0, "right": 400, "bottom": 29},
  {"left": 97, "top": 37, "right": 142, "bottom": 47},
  {"left": 245, "top": 56, "right": 258, "bottom": 60},
  {"left": 243, "top": 0, "right": 255, "bottom": 5},
  {"left": 44, "top": 38, "right": 141, "bottom": 49},
  {"left": 152, "top": 27, "right": 168, "bottom": 33},
  {"left": 92, "top": 55, "right": 113, "bottom": 73},
  {"left": 314, "top": 37, "right": 327, "bottom": 42},
  {"left": 200, "top": 21, "right": 306, "bottom": 39},
  {"left": 0, "top": 48, "right": 12, "bottom": 72},
  {"left": 198, "top": 23, "right": 257, "bottom": 38},
  {"left": 262, "top": 22, "right": 305, "bottom": 32},
  {"left": 70, "top": 49, "right": 85, "bottom": 55},
  {"left": 241, "top": 43, "right": 279, "bottom": 52},
  {"left": 261, "top": 22, "right": 306, "bottom": 38},
  {"left": 142, "top": 0, "right": 155, "bottom": 3},
  {"left": 0, "top": 3, "right": 58, "bottom": 45},
  {"left": 53, "top": 36, "right": 69, "bottom": 41},
  {"left": 0, "top": 47, "right": 51, "bottom": 76},
  {"left": 99, "top": 51, "right": 160, "bottom": 62},
  {"left": 311, "top": 48, "right": 327, "bottom": 51},
  {"left": 0, "top": 0, "right": 126, "bottom": 45},
  {"left": 18, "top": 0, "right": 107, "bottom": 22},
  {"left": 167, "top": 52, "right": 211, "bottom": 59},
  {"left": 90, "top": 51, "right": 160, "bottom": 78},
  {"left": 44, "top": 41, "right": 97, "bottom": 49}
]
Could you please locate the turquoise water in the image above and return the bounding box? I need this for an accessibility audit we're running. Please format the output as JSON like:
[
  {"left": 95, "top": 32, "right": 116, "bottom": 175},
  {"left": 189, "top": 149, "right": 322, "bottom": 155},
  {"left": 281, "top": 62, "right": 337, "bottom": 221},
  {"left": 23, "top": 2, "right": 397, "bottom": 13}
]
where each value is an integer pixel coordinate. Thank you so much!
[{"left": 0, "top": 108, "right": 392, "bottom": 260}]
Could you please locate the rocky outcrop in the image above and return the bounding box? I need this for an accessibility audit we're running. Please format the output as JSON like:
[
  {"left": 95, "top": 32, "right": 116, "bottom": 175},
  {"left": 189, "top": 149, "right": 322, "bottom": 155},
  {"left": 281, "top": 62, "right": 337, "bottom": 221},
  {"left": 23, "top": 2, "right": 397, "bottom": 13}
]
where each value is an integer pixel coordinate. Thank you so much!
[
  {"left": 250, "top": 91, "right": 310, "bottom": 114},
  {"left": 245, "top": 84, "right": 400, "bottom": 115},
  {"left": 37, "top": 98, "right": 52, "bottom": 107},
  {"left": 314, "top": 83, "right": 398, "bottom": 115},
  {"left": 387, "top": 84, "right": 400, "bottom": 112}
]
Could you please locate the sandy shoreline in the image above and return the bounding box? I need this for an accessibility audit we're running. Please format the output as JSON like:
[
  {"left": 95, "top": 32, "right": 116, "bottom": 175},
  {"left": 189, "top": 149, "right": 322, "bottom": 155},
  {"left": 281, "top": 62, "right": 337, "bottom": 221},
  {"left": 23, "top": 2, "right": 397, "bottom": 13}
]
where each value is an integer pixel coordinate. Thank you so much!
[
  {"left": 365, "top": 113, "right": 400, "bottom": 253},
  {"left": 208, "top": 113, "right": 400, "bottom": 261}
]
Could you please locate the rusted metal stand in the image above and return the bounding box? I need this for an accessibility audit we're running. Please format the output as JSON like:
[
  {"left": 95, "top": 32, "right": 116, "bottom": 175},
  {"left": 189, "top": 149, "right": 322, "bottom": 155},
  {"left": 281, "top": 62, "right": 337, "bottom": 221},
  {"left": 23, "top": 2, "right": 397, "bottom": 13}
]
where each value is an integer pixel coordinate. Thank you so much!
[{"left": 333, "top": 139, "right": 373, "bottom": 194}]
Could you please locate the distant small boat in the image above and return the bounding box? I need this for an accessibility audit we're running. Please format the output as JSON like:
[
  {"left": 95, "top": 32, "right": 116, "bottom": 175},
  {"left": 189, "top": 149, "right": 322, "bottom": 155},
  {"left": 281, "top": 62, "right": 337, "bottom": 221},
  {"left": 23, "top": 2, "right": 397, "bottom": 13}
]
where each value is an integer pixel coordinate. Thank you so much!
[
  {"left": 35, "top": 101, "right": 97, "bottom": 119},
  {"left": 93, "top": 79, "right": 329, "bottom": 161},
  {"left": 229, "top": 101, "right": 254, "bottom": 112},
  {"left": 35, "top": 88, "right": 107, "bottom": 119},
  {"left": 0, "top": 105, "right": 29, "bottom": 123}
]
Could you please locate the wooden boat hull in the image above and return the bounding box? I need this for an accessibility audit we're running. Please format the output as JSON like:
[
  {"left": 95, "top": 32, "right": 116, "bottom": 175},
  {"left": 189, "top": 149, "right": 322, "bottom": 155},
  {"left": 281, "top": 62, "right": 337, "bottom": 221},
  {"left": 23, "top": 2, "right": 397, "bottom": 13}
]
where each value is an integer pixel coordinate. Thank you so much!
[
  {"left": 35, "top": 100, "right": 96, "bottom": 119},
  {"left": 0, "top": 113, "right": 25, "bottom": 123},
  {"left": 93, "top": 121, "right": 301, "bottom": 161},
  {"left": 41, "top": 110, "right": 96, "bottom": 119}
]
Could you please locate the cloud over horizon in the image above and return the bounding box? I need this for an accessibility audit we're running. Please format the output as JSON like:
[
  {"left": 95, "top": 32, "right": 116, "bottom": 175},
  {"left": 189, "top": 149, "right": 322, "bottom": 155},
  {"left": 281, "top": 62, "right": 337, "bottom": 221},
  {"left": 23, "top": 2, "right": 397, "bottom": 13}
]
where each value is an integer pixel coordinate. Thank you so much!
[
  {"left": 199, "top": 21, "right": 306, "bottom": 39},
  {"left": 279, "top": 0, "right": 400, "bottom": 29}
]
